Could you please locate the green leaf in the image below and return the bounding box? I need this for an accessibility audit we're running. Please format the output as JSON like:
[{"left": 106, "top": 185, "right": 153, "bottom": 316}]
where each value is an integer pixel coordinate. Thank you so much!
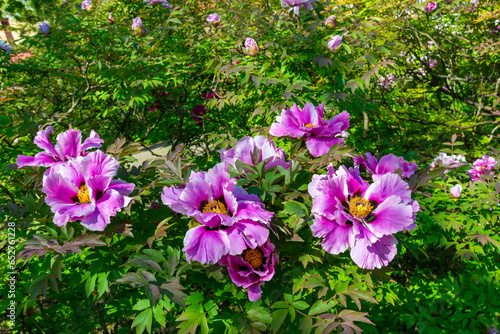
[
  {"left": 271, "top": 301, "right": 289, "bottom": 309},
  {"left": 271, "top": 309, "right": 288, "bottom": 333},
  {"left": 247, "top": 307, "right": 272, "bottom": 324},
  {"left": 85, "top": 273, "right": 98, "bottom": 298},
  {"left": 308, "top": 300, "right": 335, "bottom": 316},
  {"left": 134, "top": 299, "right": 151, "bottom": 311},
  {"left": 97, "top": 272, "right": 109, "bottom": 297},
  {"left": 292, "top": 301, "right": 309, "bottom": 310},
  {"left": 298, "top": 316, "right": 313, "bottom": 334},
  {"left": 153, "top": 304, "right": 166, "bottom": 327},
  {"left": 132, "top": 309, "right": 153, "bottom": 334}
]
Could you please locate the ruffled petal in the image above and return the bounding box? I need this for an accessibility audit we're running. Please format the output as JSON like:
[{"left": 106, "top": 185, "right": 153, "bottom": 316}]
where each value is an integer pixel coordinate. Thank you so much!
[
  {"left": 42, "top": 172, "right": 80, "bottom": 211},
  {"left": 81, "top": 130, "right": 104, "bottom": 151},
  {"left": 107, "top": 180, "right": 135, "bottom": 195},
  {"left": 364, "top": 173, "right": 412, "bottom": 204},
  {"left": 183, "top": 227, "right": 231, "bottom": 264},
  {"left": 234, "top": 201, "right": 273, "bottom": 226},
  {"left": 81, "top": 150, "right": 120, "bottom": 180},
  {"left": 247, "top": 283, "right": 263, "bottom": 302},
  {"left": 306, "top": 137, "right": 344, "bottom": 157},
  {"left": 226, "top": 220, "right": 270, "bottom": 255},
  {"left": 367, "top": 195, "right": 414, "bottom": 238},
  {"left": 350, "top": 235, "right": 398, "bottom": 270},
  {"left": 54, "top": 129, "right": 82, "bottom": 160},
  {"left": 33, "top": 128, "right": 59, "bottom": 158}
]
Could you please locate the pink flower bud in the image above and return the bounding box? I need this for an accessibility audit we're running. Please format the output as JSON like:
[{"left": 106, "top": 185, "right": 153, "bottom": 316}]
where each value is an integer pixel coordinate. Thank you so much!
[
  {"left": 325, "top": 15, "right": 337, "bottom": 28},
  {"left": 327, "top": 35, "right": 342, "bottom": 52},
  {"left": 450, "top": 184, "right": 462, "bottom": 198},
  {"left": 108, "top": 12, "right": 115, "bottom": 24},
  {"left": 245, "top": 38, "right": 259, "bottom": 56},
  {"left": 81, "top": 0, "right": 92, "bottom": 10},
  {"left": 207, "top": 13, "right": 220, "bottom": 25},
  {"left": 424, "top": 1, "right": 437, "bottom": 13},
  {"left": 132, "top": 17, "right": 144, "bottom": 35}
]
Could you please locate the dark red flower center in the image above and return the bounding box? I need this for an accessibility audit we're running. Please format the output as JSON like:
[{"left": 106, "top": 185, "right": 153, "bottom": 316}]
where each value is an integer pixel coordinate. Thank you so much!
[{"left": 244, "top": 248, "right": 263, "bottom": 269}]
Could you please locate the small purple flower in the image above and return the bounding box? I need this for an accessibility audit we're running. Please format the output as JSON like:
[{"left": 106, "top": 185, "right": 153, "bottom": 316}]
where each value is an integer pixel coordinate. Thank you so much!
[
  {"left": 424, "top": 1, "right": 437, "bottom": 13},
  {"left": 132, "top": 17, "right": 143, "bottom": 35},
  {"left": 145, "top": 200, "right": 162, "bottom": 210},
  {"left": 42, "top": 150, "right": 135, "bottom": 231},
  {"left": 220, "top": 135, "right": 291, "bottom": 171},
  {"left": 38, "top": 22, "right": 51, "bottom": 36},
  {"left": 450, "top": 184, "right": 462, "bottom": 198},
  {"left": 467, "top": 155, "right": 497, "bottom": 181},
  {"left": 327, "top": 35, "right": 343, "bottom": 52},
  {"left": 354, "top": 152, "right": 417, "bottom": 181},
  {"left": 13, "top": 138, "right": 19, "bottom": 144},
  {"left": 245, "top": 38, "right": 259, "bottom": 56},
  {"left": 0, "top": 40, "right": 11, "bottom": 54},
  {"left": 269, "top": 102, "right": 350, "bottom": 158},
  {"left": 207, "top": 13, "right": 220, "bottom": 24},
  {"left": 81, "top": 0, "right": 92, "bottom": 10},
  {"left": 429, "top": 152, "right": 466, "bottom": 171},
  {"left": 108, "top": 12, "right": 115, "bottom": 24},
  {"left": 161, "top": 163, "right": 273, "bottom": 264},
  {"left": 325, "top": 15, "right": 337, "bottom": 28},
  {"left": 308, "top": 166, "right": 418, "bottom": 269},
  {"left": 219, "top": 240, "right": 278, "bottom": 302},
  {"left": 379, "top": 74, "right": 395, "bottom": 89},
  {"left": 490, "top": 325, "right": 500, "bottom": 334},
  {"left": 16, "top": 127, "right": 103, "bottom": 170},
  {"left": 429, "top": 59, "right": 437, "bottom": 68},
  {"left": 281, "top": 0, "right": 316, "bottom": 15}
]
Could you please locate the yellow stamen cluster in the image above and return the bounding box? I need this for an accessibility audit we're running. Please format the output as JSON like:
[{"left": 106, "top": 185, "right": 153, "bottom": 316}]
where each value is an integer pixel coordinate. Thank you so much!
[
  {"left": 244, "top": 249, "right": 263, "bottom": 268},
  {"left": 77, "top": 184, "right": 91, "bottom": 204},
  {"left": 348, "top": 196, "right": 373, "bottom": 220},
  {"left": 304, "top": 123, "right": 317, "bottom": 128},
  {"left": 202, "top": 200, "right": 228, "bottom": 215}
]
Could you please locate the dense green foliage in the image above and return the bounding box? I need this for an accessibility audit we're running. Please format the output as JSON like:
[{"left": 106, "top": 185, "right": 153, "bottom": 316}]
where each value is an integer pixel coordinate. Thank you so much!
[{"left": 1, "top": 0, "right": 500, "bottom": 333}]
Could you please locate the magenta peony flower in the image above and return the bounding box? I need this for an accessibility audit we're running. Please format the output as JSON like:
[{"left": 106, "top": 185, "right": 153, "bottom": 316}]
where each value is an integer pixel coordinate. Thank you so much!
[
  {"left": 207, "top": 13, "right": 220, "bottom": 24},
  {"left": 0, "top": 40, "right": 11, "bottom": 54},
  {"left": 219, "top": 240, "right": 278, "bottom": 301},
  {"left": 270, "top": 102, "right": 349, "bottom": 157},
  {"left": 81, "top": 0, "right": 92, "bottom": 10},
  {"left": 42, "top": 150, "right": 135, "bottom": 231},
  {"left": 379, "top": 74, "right": 395, "bottom": 89},
  {"left": 325, "top": 15, "right": 337, "bottom": 28},
  {"left": 354, "top": 152, "right": 418, "bottom": 181},
  {"left": 281, "top": 0, "right": 316, "bottom": 15},
  {"left": 161, "top": 163, "right": 273, "bottom": 264},
  {"left": 220, "top": 135, "right": 291, "bottom": 171},
  {"left": 467, "top": 155, "right": 497, "bottom": 181},
  {"left": 245, "top": 38, "right": 259, "bottom": 56},
  {"left": 132, "top": 17, "right": 143, "bottom": 35},
  {"left": 16, "top": 127, "right": 103, "bottom": 170},
  {"left": 450, "top": 184, "right": 462, "bottom": 198},
  {"left": 424, "top": 1, "right": 437, "bottom": 13},
  {"left": 38, "top": 22, "right": 51, "bottom": 36},
  {"left": 191, "top": 105, "right": 209, "bottom": 123},
  {"left": 429, "top": 59, "right": 437, "bottom": 68},
  {"left": 327, "top": 35, "right": 343, "bottom": 52},
  {"left": 308, "top": 165, "right": 418, "bottom": 269}
]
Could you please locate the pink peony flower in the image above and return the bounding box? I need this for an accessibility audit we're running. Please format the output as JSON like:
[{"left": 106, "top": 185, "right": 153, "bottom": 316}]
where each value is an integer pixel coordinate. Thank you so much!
[
  {"left": 81, "top": 0, "right": 92, "bottom": 10},
  {"left": 269, "top": 102, "right": 350, "bottom": 157},
  {"left": 42, "top": 150, "right": 135, "bottom": 231},
  {"left": 207, "top": 13, "right": 220, "bottom": 24},
  {"left": 354, "top": 152, "right": 418, "bottom": 180},
  {"left": 430, "top": 152, "right": 466, "bottom": 171},
  {"left": 281, "top": 0, "right": 316, "bottom": 15},
  {"left": 132, "top": 17, "right": 143, "bottom": 35},
  {"left": 429, "top": 59, "right": 437, "bottom": 68},
  {"left": 425, "top": 1, "right": 437, "bottom": 13},
  {"left": 379, "top": 74, "right": 395, "bottom": 89},
  {"left": 219, "top": 240, "right": 278, "bottom": 301},
  {"left": 467, "top": 155, "right": 497, "bottom": 181},
  {"left": 161, "top": 163, "right": 273, "bottom": 264},
  {"left": 308, "top": 166, "right": 418, "bottom": 269},
  {"left": 16, "top": 127, "right": 103, "bottom": 171},
  {"left": 450, "top": 184, "right": 462, "bottom": 198},
  {"left": 327, "top": 35, "right": 342, "bottom": 52},
  {"left": 108, "top": 12, "right": 115, "bottom": 24}
]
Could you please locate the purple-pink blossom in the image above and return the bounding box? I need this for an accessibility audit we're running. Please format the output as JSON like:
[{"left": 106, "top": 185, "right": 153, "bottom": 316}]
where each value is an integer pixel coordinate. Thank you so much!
[
  {"left": 207, "top": 13, "right": 220, "bottom": 24},
  {"left": 429, "top": 59, "right": 437, "bottom": 68},
  {"left": 145, "top": 0, "right": 172, "bottom": 7},
  {"left": 132, "top": 17, "right": 143, "bottom": 35},
  {"left": 450, "top": 184, "right": 462, "bottom": 198},
  {"left": 325, "top": 15, "right": 337, "bottom": 28},
  {"left": 466, "top": 155, "right": 497, "bottom": 181},
  {"left": 379, "top": 74, "right": 395, "bottom": 89},
  {"left": 42, "top": 150, "right": 135, "bottom": 231},
  {"left": 269, "top": 102, "right": 350, "bottom": 157},
  {"left": 354, "top": 152, "right": 417, "bottom": 181},
  {"left": 108, "top": 12, "right": 115, "bottom": 24},
  {"left": 220, "top": 135, "right": 291, "bottom": 171},
  {"left": 327, "top": 35, "right": 342, "bottom": 52},
  {"left": 191, "top": 105, "right": 209, "bottom": 123},
  {"left": 16, "top": 127, "right": 103, "bottom": 170},
  {"left": 308, "top": 165, "right": 418, "bottom": 269},
  {"left": 81, "top": 0, "right": 92, "bottom": 10},
  {"left": 161, "top": 163, "right": 273, "bottom": 264},
  {"left": 430, "top": 152, "right": 466, "bottom": 171},
  {"left": 281, "top": 0, "right": 316, "bottom": 15},
  {"left": 219, "top": 240, "right": 278, "bottom": 301},
  {"left": 245, "top": 38, "right": 259, "bottom": 56},
  {"left": 424, "top": 1, "right": 437, "bottom": 13}
]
